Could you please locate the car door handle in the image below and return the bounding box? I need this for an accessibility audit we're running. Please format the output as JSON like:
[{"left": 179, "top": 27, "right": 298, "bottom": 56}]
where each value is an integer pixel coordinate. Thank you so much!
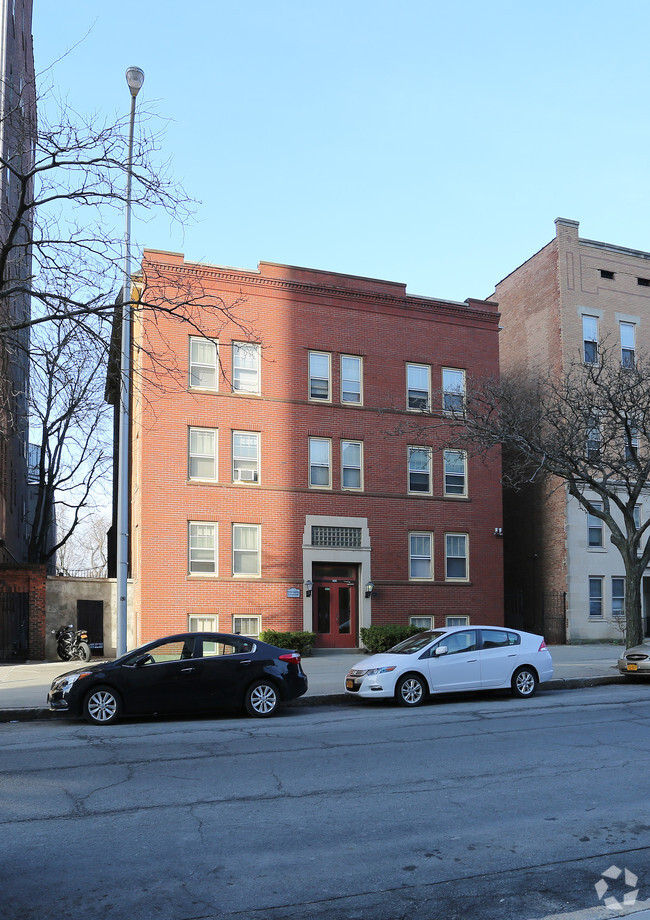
[
  {"left": 239, "top": 659, "right": 253, "bottom": 666},
  {"left": 467, "top": 658, "right": 478, "bottom": 663},
  {"left": 181, "top": 667, "right": 195, "bottom": 673}
]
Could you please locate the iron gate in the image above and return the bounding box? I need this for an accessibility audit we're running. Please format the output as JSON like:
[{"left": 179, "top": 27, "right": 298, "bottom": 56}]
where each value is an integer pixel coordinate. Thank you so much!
[{"left": 0, "top": 592, "right": 29, "bottom": 659}]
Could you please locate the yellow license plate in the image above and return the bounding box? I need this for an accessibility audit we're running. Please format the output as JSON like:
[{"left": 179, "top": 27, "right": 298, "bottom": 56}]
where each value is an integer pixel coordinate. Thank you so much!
[
  {"left": 346, "top": 679, "right": 354, "bottom": 689},
  {"left": 627, "top": 663, "right": 639, "bottom": 671}
]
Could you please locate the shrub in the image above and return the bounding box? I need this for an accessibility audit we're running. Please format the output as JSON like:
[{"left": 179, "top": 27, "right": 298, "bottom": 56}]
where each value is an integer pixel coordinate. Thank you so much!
[
  {"left": 360, "top": 624, "right": 421, "bottom": 653},
  {"left": 260, "top": 629, "right": 316, "bottom": 656}
]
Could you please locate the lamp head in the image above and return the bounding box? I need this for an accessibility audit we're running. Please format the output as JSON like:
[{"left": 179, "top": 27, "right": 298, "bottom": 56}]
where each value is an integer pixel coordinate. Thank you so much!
[{"left": 126, "top": 67, "right": 145, "bottom": 97}]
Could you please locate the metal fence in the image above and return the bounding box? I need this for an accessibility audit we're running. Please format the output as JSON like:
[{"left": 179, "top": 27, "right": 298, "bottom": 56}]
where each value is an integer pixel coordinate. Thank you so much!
[{"left": 505, "top": 590, "right": 567, "bottom": 644}]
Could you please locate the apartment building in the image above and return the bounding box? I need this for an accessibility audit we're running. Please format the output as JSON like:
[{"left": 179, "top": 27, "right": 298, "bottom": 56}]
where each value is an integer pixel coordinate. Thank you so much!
[
  {"left": 495, "top": 217, "right": 650, "bottom": 641},
  {"left": 128, "top": 252, "right": 503, "bottom": 649}
]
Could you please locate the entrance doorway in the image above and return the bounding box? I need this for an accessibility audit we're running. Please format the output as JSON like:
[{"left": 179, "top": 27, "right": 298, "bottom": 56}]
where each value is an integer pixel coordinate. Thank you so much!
[{"left": 312, "top": 563, "right": 358, "bottom": 649}]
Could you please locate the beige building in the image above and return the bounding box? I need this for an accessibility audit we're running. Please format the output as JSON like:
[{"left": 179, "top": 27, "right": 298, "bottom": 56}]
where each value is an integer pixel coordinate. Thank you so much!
[{"left": 495, "top": 218, "right": 650, "bottom": 641}]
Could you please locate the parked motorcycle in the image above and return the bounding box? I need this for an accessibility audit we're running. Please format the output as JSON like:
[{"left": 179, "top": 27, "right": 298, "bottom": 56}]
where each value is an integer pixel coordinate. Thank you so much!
[{"left": 52, "top": 624, "right": 92, "bottom": 662}]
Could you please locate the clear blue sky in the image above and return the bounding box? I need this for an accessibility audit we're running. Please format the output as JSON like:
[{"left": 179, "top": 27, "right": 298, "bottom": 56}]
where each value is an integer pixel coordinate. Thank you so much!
[{"left": 33, "top": 0, "right": 650, "bottom": 303}]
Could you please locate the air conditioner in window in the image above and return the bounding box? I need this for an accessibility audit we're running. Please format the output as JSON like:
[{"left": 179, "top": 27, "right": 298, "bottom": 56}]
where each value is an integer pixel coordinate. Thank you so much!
[{"left": 234, "top": 469, "right": 258, "bottom": 482}]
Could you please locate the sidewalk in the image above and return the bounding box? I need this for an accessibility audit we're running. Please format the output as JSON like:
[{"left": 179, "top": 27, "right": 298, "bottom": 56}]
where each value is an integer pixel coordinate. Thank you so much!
[{"left": 0, "top": 643, "right": 628, "bottom": 722}]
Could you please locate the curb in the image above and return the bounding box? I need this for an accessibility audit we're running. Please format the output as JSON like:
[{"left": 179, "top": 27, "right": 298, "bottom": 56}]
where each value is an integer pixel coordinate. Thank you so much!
[{"left": 0, "top": 675, "right": 628, "bottom": 723}]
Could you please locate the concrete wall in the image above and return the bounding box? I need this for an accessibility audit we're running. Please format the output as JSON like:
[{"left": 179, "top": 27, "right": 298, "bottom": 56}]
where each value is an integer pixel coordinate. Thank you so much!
[{"left": 45, "top": 577, "right": 135, "bottom": 660}]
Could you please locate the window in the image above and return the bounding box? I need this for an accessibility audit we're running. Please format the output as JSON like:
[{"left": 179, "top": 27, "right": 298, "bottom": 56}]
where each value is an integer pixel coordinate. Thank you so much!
[
  {"left": 442, "top": 368, "right": 465, "bottom": 414},
  {"left": 446, "top": 615, "right": 469, "bottom": 627},
  {"left": 341, "top": 355, "right": 362, "bottom": 404},
  {"left": 188, "top": 428, "right": 217, "bottom": 480},
  {"left": 441, "top": 629, "right": 478, "bottom": 654},
  {"left": 600, "top": 269, "right": 615, "bottom": 280},
  {"left": 341, "top": 440, "right": 362, "bottom": 490},
  {"left": 233, "top": 524, "right": 260, "bottom": 576},
  {"left": 587, "top": 502, "right": 604, "bottom": 548},
  {"left": 638, "top": 277, "right": 650, "bottom": 287},
  {"left": 309, "top": 438, "right": 331, "bottom": 488},
  {"left": 188, "top": 614, "right": 217, "bottom": 633},
  {"left": 612, "top": 577, "right": 625, "bottom": 618},
  {"left": 233, "top": 431, "right": 259, "bottom": 482},
  {"left": 586, "top": 415, "right": 601, "bottom": 460},
  {"left": 481, "top": 630, "right": 520, "bottom": 649},
  {"left": 625, "top": 420, "right": 639, "bottom": 464},
  {"left": 621, "top": 322, "right": 636, "bottom": 368},
  {"left": 444, "top": 450, "right": 467, "bottom": 497},
  {"left": 407, "top": 363, "right": 430, "bottom": 411},
  {"left": 232, "top": 342, "right": 260, "bottom": 394},
  {"left": 409, "top": 532, "right": 433, "bottom": 579},
  {"left": 189, "top": 337, "right": 218, "bottom": 389},
  {"left": 410, "top": 616, "right": 433, "bottom": 630},
  {"left": 233, "top": 615, "right": 260, "bottom": 638},
  {"left": 189, "top": 523, "right": 217, "bottom": 575},
  {"left": 634, "top": 504, "right": 642, "bottom": 530},
  {"left": 445, "top": 533, "right": 468, "bottom": 581},
  {"left": 309, "top": 351, "right": 331, "bottom": 401},
  {"left": 589, "top": 576, "right": 603, "bottom": 618},
  {"left": 408, "top": 447, "right": 432, "bottom": 494},
  {"left": 582, "top": 315, "right": 598, "bottom": 365}
]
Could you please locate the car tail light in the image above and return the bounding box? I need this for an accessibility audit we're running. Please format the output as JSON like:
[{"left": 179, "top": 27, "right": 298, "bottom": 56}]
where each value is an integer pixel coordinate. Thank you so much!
[
  {"left": 538, "top": 640, "right": 548, "bottom": 651},
  {"left": 279, "top": 652, "right": 301, "bottom": 664}
]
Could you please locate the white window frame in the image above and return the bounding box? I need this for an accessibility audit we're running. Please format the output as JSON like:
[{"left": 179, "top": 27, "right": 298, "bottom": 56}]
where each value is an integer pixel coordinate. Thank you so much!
[
  {"left": 409, "top": 532, "right": 433, "bottom": 580},
  {"left": 620, "top": 321, "right": 636, "bottom": 369},
  {"left": 586, "top": 414, "right": 601, "bottom": 461},
  {"left": 587, "top": 502, "right": 604, "bottom": 549},
  {"left": 188, "top": 614, "right": 218, "bottom": 633},
  {"left": 583, "top": 315, "right": 599, "bottom": 365},
  {"left": 232, "top": 431, "right": 260, "bottom": 483},
  {"left": 309, "top": 351, "right": 331, "bottom": 401},
  {"left": 188, "top": 427, "right": 217, "bottom": 481},
  {"left": 410, "top": 615, "right": 433, "bottom": 630},
  {"left": 408, "top": 446, "right": 432, "bottom": 495},
  {"left": 443, "top": 449, "right": 467, "bottom": 497},
  {"left": 445, "top": 533, "right": 469, "bottom": 582},
  {"left": 341, "top": 355, "right": 363, "bottom": 405},
  {"left": 309, "top": 437, "right": 332, "bottom": 489},
  {"left": 233, "top": 615, "right": 261, "bottom": 638},
  {"left": 406, "top": 363, "right": 431, "bottom": 412},
  {"left": 612, "top": 577, "right": 625, "bottom": 619},
  {"left": 589, "top": 576, "right": 603, "bottom": 618},
  {"left": 232, "top": 524, "right": 261, "bottom": 577},
  {"left": 232, "top": 342, "right": 261, "bottom": 394},
  {"left": 341, "top": 439, "right": 363, "bottom": 491},
  {"left": 446, "top": 615, "right": 469, "bottom": 627},
  {"left": 442, "top": 368, "right": 466, "bottom": 415},
  {"left": 625, "top": 420, "right": 639, "bottom": 465},
  {"left": 189, "top": 336, "right": 218, "bottom": 390},
  {"left": 188, "top": 522, "right": 218, "bottom": 576}
]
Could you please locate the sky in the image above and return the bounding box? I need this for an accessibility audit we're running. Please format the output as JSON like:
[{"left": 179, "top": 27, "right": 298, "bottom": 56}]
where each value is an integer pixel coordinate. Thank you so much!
[{"left": 32, "top": 0, "right": 650, "bottom": 304}]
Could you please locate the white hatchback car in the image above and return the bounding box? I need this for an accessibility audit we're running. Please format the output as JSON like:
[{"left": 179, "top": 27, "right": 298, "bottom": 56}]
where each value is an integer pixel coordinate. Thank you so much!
[{"left": 345, "top": 626, "right": 553, "bottom": 706}]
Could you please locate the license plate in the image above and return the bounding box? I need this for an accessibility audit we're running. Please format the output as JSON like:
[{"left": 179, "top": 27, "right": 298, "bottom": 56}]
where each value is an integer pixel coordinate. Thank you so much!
[
  {"left": 627, "top": 663, "right": 639, "bottom": 671},
  {"left": 346, "top": 679, "right": 354, "bottom": 689}
]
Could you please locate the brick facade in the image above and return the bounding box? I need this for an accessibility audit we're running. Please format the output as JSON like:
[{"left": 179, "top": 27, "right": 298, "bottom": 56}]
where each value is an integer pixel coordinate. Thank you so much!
[{"left": 129, "top": 253, "right": 504, "bottom": 648}]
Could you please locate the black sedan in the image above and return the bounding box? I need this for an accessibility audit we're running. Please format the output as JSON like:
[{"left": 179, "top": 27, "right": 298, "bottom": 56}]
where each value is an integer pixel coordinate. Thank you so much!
[{"left": 47, "top": 632, "right": 308, "bottom": 724}]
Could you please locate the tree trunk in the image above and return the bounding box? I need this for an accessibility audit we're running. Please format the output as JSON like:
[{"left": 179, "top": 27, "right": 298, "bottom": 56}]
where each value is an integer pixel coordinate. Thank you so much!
[{"left": 625, "top": 560, "right": 644, "bottom": 648}]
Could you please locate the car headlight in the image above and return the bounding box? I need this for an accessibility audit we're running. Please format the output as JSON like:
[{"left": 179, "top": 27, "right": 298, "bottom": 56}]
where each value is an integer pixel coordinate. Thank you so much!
[
  {"left": 52, "top": 672, "right": 91, "bottom": 693},
  {"left": 365, "top": 666, "right": 397, "bottom": 676}
]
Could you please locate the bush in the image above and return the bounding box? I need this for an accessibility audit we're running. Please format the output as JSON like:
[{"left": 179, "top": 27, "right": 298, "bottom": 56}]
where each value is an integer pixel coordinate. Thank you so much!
[
  {"left": 260, "top": 629, "right": 316, "bottom": 656},
  {"left": 360, "top": 624, "right": 421, "bottom": 653}
]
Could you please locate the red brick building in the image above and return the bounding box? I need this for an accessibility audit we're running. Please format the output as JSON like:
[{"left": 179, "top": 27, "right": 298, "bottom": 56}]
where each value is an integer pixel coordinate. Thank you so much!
[{"left": 128, "top": 252, "right": 503, "bottom": 649}]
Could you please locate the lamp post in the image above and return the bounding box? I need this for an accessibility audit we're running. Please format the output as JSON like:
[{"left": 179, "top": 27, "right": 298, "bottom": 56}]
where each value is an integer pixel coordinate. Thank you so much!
[{"left": 116, "top": 66, "right": 144, "bottom": 657}]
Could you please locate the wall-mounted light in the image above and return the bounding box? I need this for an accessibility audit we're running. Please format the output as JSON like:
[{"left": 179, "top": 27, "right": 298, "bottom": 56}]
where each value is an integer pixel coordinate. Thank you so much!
[
  {"left": 365, "top": 581, "right": 375, "bottom": 598},
  {"left": 494, "top": 527, "right": 503, "bottom": 537},
  {"left": 305, "top": 580, "right": 313, "bottom": 597}
]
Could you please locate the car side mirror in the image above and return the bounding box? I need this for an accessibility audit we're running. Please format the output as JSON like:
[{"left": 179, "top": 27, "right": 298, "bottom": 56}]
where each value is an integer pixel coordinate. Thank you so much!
[
  {"left": 134, "top": 653, "right": 154, "bottom": 667},
  {"left": 434, "top": 646, "right": 448, "bottom": 657}
]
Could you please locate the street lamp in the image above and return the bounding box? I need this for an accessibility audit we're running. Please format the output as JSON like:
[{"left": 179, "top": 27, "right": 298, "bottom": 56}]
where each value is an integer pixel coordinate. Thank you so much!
[{"left": 116, "top": 66, "right": 144, "bottom": 657}]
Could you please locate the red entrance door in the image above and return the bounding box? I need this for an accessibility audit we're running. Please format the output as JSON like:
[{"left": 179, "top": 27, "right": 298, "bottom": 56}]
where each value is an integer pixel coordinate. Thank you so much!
[{"left": 312, "top": 565, "right": 358, "bottom": 649}]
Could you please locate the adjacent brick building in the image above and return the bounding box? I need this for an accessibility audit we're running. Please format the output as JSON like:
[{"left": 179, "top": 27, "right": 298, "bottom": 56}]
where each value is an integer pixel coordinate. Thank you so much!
[
  {"left": 127, "top": 252, "right": 503, "bottom": 649},
  {"left": 495, "top": 217, "right": 650, "bottom": 641}
]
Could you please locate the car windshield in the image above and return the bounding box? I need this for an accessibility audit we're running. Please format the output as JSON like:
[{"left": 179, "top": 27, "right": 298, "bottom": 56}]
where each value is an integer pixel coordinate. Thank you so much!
[{"left": 388, "top": 631, "right": 445, "bottom": 654}]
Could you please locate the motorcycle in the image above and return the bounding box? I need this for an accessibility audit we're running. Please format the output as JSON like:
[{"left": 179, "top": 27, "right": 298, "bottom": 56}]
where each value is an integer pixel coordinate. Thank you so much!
[{"left": 52, "top": 624, "right": 92, "bottom": 662}]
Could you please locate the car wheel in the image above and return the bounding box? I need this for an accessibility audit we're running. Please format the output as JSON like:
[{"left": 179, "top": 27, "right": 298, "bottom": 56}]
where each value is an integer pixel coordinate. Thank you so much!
[
  {"left": 395, "top": 674, "right": 426, "bottom": 707},
  {"left": 511, "top": 666, "right": 538, "bottom": 698},
  {"left": 84, "top": 686, "right": 122, "bottom": 725},
  {"left": 245, "top": 680, "right": 279, "bottom": 718},
  {"left": 76, "top": 642, "right": 92, "bottom": 662}
]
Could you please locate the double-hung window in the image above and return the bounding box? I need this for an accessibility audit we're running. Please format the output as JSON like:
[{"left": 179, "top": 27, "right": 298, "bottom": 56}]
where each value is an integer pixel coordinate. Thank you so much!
[
  {"left": 233, "top": 431, "right": 260, "bottom": 483},
  {"left": 620, "top": 322, "right": 636, "bottom": 368},
  {"left": 586, "top": 414, "right": 601, "bottom": 461},
  {"left": 408, "top": 446, "right": 432, "bottom": 494},
  {"left": 406, "top": 363, "right": 430, "bottom": 411},
  {"left": 409, "top": 532, "right": 433, "bottom": 579},
  {"left": 309, "top": 438, "right": 331, "bottom": 488},
  {"left": 232, "top": 524, "right": 260, "bottom": 576},
  {"left": 582, "top": 316, "right": 599, "bottom": 365},
  {"left": 232, "top": 342, "right": 260, "bottom": 394},
  {"left": 189, "top": 337, "right": 218, "bottom": 389},
  {"left": 341, "top": 355, "right": 362, "bottom": 404},
  {"left": 445, "top": 533, "right": 468, "bottom": 581},
  {"left": 189, "top": 523, "right": 217, "bottom": 575},
  {"left": 625, "top": 419, "right": 639, "bottom": 465},
  {"left": 309, "top": 351, "right": 331, "bottom": 401},
  {"left": 188, "top": 428, "right": 217, "bottom": 481},
  {"left": 442, "top": 368, "right": 465, "bottom": 415},
  {"left": 589, "top": 576, "right": 603, "bottom": 617},
  {"left": 341, "top": 440, "right": 363, "bottom": 490},
  {"left": 612, "top": 577, "right": 625, "bottom": 618},
  {"left": 444, "top": 449, "right": 467, "bottom": 497},
  {"left": 587, "top": 503, "right": 603, "bottom": 548}
]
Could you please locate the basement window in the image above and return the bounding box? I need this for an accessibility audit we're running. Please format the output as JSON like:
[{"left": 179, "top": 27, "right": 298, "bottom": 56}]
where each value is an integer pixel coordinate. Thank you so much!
[
  {"left": 638, "top": 277, "right": 650, "bottom": 287},
  {"left": 600, "top": 269, "right": 615, "bottom": 280}
]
